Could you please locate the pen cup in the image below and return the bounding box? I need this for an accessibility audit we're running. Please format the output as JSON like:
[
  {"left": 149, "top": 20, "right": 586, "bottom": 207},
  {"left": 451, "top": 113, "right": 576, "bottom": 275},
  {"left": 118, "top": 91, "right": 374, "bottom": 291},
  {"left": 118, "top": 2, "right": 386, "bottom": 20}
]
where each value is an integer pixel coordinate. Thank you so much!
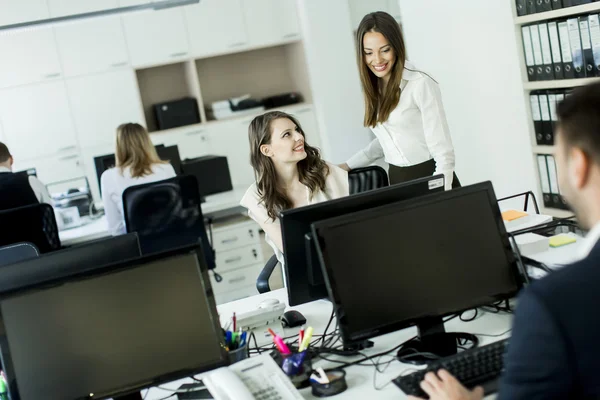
[
  {"left": 310, "top": 369, "right": 347, "bottom": 397},
  {"left": 271, "top": 350, "right": 313, "bottom": 389},
  {"left": 228, "top": 341, "right": 249, "bottom": 364}
]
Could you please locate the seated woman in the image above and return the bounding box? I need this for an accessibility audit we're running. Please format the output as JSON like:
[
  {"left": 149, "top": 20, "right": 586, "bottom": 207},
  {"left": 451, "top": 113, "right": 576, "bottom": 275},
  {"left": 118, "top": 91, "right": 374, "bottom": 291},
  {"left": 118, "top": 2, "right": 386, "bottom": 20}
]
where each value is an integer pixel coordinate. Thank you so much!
[
  {"left": 101, "top": 123, "right": 176, "bottom": 235},
  {"left": 240, "top": 111, "right": 349, "bottom": 267}
]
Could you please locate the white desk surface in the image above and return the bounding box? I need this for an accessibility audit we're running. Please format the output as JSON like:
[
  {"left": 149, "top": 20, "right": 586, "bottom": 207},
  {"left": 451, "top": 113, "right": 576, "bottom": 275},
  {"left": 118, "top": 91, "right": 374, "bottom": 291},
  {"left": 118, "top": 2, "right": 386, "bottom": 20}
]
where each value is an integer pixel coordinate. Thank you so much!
[
  {"left": 141, "top": 289, "right": 512, "bottom": 400},
  {"left": 59, "top": 187, "right": 249, "bottom": 246}
]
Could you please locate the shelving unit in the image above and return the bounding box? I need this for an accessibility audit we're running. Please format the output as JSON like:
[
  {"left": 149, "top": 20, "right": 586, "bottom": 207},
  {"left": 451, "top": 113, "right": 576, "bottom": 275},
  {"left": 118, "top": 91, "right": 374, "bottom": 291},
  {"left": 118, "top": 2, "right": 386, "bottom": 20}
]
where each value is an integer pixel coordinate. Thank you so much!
[{"left": 511, "top": 2, "right": 595, "bottom": 219}]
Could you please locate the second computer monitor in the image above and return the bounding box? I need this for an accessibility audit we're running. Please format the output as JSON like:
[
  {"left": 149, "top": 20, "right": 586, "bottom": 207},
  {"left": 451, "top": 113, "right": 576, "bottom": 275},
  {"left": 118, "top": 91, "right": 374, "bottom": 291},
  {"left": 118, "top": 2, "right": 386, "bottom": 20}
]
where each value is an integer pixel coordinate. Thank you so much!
[{"left": 279, "top": 174, "right": 445, "bottom": 306}]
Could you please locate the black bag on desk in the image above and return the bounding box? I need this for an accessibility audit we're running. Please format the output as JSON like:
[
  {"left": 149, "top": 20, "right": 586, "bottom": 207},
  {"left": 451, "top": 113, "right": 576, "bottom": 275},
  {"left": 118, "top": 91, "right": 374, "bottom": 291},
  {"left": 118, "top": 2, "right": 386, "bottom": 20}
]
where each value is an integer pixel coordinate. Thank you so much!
[{"left": 154, "top": 97, "right": 201, "bottom": 130}]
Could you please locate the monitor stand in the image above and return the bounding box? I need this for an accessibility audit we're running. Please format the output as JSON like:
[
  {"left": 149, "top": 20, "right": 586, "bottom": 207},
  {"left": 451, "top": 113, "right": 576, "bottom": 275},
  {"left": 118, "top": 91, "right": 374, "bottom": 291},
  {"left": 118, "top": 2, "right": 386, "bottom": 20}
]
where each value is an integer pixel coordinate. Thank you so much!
[
  {"left": 115, "top": 393, "right": 143, "bottom": 400},
  {"left": 396, "top": 316, "right": 475, "bottom": 365}
]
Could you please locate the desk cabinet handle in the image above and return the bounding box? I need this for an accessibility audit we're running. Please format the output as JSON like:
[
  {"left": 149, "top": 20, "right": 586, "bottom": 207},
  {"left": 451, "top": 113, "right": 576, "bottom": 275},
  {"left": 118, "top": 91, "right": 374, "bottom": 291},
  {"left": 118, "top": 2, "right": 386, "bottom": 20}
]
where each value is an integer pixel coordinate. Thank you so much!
[
  {"left": 44, "top": 72, "right": 61, "bottom": 79},
  {"left": 283, "top": 33, "right": 299, "bottom": 39},
  {"left": 111, "top": 61, "right": 128, "bottom": 67},
  {"left": 225, "top": 256, "right": 243, "bottom": 264},
  {"left": 58, "top": 154, "right": 78, "bottom": 161},
  {"left": 57, "top": 145, "right": 76, "bottom": 152},
  {"left": 228, "top": 276, "right": 247, "bottom": 284},
  {"left": 229, "top": 42, "right": 247, "bottom": 48},
  {"left": 221, "top": 237, "right": 239, "bottom": 244},
  {"left": 170, "top": 52, "right": 188, "bottom": 58}
]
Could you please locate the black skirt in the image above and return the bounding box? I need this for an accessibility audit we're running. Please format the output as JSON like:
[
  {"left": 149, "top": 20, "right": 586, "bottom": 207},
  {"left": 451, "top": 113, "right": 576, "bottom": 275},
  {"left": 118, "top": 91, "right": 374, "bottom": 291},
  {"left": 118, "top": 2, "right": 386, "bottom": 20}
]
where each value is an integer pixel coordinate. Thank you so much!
[{"left": 388, "top": 159, "right": 461, "bottom": 188}]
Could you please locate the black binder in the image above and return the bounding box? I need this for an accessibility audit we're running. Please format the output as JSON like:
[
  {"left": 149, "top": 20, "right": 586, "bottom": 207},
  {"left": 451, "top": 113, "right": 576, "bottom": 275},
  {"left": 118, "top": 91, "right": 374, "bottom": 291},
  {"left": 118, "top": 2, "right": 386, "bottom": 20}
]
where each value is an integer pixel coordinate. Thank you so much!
[
  {"left": 526, "top": 0, "right": 536, "bottom": 13},
  {"left": 589, "top": 14, "right": 600, "bottom": 77},
  {"left": 546, "top": 155, "right": 563, "bottom": 209},
  {"left": 537, "top": 155, "right": 553, "bottom": 208},
  {"left": 530, "top": 93, "right": 545, "bottom": 145},
  {"left": 562, "top": 0, "right": 573, "bottom": 6},
  {"left": 547, "top": 21, "right": 564, "bottom": 79},
  {"left": 548, "top": 93, "right": 558, "bottom": 145},
  {"left": 531, "top": 25, "right": 546, "bottom": 80},
  {"left": 558, "top": 20, "right": 576, "bottom": 78},
  {"left": 567, "top": 17, "right": 586, "bottom": 78},
  {"left": 516, "top": 0, "right": 528, "bottom": 15},
  {"left": 536, "top": 0, "right": 553, "bottom": 12},
  {"left": 539, "top": 23, "right": 556, "bottom": 79},
  {"left": 539, "top": 93, "right": 553, "bottom": 145},
  {"left": 551, "top": 0, "right": 563, "bottom": 9},
  {"left": 579, "top": 16, "right": 597, "bottom": 77},
  {"left": 523, "top": 26, "right": 537, "bottom": 81}
]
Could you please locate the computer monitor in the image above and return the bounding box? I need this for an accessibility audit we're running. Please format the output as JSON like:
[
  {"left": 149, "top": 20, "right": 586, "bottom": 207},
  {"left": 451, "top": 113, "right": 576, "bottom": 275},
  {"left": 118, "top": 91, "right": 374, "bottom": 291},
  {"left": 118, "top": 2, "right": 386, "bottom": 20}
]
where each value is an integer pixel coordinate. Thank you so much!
[
  {"left": 0, "top": 233, "right": 141, "bottom": 296},
  {"left": 312, "top": 181, "right": 523, "bottom": 360},
  {"left": 181, "top": 155, "right": 233, "bottom": 199},
  {"left": 280, "top": 174, "right": 445, "bottom": 306},
  {"left": 0, "top": 244, "right": 227, "bottom": 400},
  {"left": 94, "top": 145, "right": 182, "bottom": 196}
]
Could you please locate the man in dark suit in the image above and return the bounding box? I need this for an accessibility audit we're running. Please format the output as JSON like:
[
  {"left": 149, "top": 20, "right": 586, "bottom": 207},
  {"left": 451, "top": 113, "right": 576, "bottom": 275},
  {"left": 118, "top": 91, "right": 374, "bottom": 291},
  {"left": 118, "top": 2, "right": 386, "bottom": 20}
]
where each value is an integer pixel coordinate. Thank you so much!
[{"left": 409, "top": 82, "right": 600, "bottom": 399}]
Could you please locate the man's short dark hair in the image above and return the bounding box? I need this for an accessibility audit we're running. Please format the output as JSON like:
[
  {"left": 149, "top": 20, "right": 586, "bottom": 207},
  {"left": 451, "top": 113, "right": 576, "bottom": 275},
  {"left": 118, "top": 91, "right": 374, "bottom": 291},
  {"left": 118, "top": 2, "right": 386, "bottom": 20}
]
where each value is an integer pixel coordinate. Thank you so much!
[
  {"left": 557, "top": 82, "right": 600, "bottom": 163},
  {"left": 0, "top": 142, "right": 10, "bottom": 164}
]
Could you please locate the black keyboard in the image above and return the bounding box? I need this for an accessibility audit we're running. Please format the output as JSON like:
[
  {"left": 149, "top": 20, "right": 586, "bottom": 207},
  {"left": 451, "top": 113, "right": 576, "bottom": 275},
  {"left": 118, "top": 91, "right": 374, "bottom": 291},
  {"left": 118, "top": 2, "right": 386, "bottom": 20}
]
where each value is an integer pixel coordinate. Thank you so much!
[{"left": 393, "top": 339, "right": 508, "bottom": 398}]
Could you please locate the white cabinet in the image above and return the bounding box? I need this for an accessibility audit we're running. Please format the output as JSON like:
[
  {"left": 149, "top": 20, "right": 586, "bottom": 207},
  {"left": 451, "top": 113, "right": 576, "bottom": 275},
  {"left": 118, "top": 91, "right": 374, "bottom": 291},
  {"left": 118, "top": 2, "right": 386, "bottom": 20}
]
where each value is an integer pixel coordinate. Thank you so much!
[
  {"left": 12, "top": 152, "right": 84, "bottom": 186},
  {"left": 66, "top": 70, "right": 144, "bottom": 149},
  {"left": 0, "top": 28, "right": 62, "bottom": 89},
  {"left": 0, "top": 0, "right": 49, "bottom": 26},
  {"left": 150, "top": 125, "right": 213, "bottom": 161},
  {"left": 243, "top": 0, "right": 300, "bottom": 47},
  {"left": 0, "top": 81, "right": 77, "bottom": 161},
  {"left": 55, "top": 16, "right": 130, "bottom": 77},
  {"left": 211, "top": 118, "right": 255, "bottom": 188},
  {"left": 184, "top": 0, "right": 248, "bottom": 58},
  {"left": 348, "top": 0, "right": 401, "bottom": 30},
  {"left": 122, "top": 8, "right": 190, "bottom": 67},
  {"left": 292, "top": 106, "right": 322, "bottom": 151},
  {"left": 47, "top": 0, "right": 119, "bottom": 17}
]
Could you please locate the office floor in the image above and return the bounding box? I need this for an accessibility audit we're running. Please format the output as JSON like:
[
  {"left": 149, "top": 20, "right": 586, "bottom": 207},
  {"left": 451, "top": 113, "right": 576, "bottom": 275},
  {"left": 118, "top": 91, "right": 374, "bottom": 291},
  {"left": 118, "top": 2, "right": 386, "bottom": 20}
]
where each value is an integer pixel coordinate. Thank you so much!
[{"left": 259, "top": 232, "right": 284, "bottom": 290}]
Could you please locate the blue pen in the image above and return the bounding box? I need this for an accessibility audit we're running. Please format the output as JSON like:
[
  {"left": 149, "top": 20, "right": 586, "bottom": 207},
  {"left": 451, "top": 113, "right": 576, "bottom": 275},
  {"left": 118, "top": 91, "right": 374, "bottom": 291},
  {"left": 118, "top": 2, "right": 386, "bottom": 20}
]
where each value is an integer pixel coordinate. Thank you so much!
[
  {"left": 240, "top": 331, "right": 247, "bottom": 346},
  {"left": 225, "top": 330, "right": 232, "bottom": 346}
]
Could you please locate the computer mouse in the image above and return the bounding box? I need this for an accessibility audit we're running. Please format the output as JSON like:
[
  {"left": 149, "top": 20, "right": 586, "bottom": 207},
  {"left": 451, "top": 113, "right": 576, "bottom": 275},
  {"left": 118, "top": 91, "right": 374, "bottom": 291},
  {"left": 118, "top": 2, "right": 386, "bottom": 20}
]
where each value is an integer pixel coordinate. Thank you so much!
[
  {"left": 281, "top": 310, "right": 306, "bottom": 328},
  {"left": 258, "top": 298, "right": 280, "bottom": 309}
]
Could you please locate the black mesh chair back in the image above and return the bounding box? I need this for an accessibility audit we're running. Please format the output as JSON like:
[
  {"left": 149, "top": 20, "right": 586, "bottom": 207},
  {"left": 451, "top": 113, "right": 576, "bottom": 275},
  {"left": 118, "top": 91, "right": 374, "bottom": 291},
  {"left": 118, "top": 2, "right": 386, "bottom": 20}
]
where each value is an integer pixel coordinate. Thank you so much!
[
  {"left": 0, "top": 242, "right": 39, "bottom": 268},
  {"left": 122, "top": 175, "right": 215, "bottom": 269},
  {"left": 348, "top": 166, "right": 389, "bottom": 194},
  {"left": 0, "top": 203, "right": 60, "bottom": 253}
]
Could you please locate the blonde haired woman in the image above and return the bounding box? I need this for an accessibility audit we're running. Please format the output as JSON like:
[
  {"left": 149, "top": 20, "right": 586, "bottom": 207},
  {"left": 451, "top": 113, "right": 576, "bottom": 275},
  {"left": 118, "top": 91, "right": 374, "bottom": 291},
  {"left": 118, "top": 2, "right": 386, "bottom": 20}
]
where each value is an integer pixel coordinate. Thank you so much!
[{"left": 101, "top": 123, "right": 176, "bottom": 235}]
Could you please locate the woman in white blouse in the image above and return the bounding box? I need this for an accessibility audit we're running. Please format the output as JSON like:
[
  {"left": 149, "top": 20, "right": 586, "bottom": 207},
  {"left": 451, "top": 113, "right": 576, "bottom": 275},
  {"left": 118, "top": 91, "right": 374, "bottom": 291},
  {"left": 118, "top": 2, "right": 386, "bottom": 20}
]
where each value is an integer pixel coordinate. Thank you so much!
[
  {"left": 101, "top": 123, "right": 176, "bottom": 235},
  {"left": 340, "top": 11, "right": 459, "bottom": 190},
  {"left": 240, "top": 111, "right": 348, "bottom": 265}
]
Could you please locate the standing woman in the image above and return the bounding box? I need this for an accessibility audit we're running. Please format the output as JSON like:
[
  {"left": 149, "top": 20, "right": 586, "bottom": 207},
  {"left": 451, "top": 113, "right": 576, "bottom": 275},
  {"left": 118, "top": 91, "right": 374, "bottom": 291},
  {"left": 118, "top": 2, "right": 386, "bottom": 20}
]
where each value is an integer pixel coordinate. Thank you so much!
[{"left": 340, "top": 12, "right": 459, "bottom": 190}]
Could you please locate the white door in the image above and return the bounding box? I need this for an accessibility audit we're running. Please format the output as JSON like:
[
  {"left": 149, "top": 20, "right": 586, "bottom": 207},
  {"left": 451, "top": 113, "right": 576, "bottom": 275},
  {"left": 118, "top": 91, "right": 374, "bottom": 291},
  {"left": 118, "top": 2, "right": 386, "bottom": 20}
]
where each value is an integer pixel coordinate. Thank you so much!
[
  {"left": 47, "top": 0, "right": 118, "bottom": 17},
  {"left": 122, "top": 8, "right": 190, "bottom": 67},
  {"left": 0, "top": 81, "right": 78, "bottom": 160},
  {"left": 292, "top": 106, "right": 322, "bottom": 151},
  {"left": 150, "top": 125, "right": 214, "bottom": 161},
  {"left": 184, "top": 0, "right": 248, "bottom": 58},
  {"left": 243, "top": 0, "right": 300, "bottom": 47},
  {"left": 0, "top": 28, "right": 63, "bottom": 89},
  {"left": 0, "top": 0, "right": 49, "bottom": 26},
  {"left": 66, "top": 69, "right": 144, "bottom": 149},
  {"left": 12, "top": 152, "right": 84, "bottom": 186},
  {"left": 54, "top": 16, "right": 130, "bottom": 77},
  {"left": 210, "top": 118, "right": 254, "bottom": 187}
]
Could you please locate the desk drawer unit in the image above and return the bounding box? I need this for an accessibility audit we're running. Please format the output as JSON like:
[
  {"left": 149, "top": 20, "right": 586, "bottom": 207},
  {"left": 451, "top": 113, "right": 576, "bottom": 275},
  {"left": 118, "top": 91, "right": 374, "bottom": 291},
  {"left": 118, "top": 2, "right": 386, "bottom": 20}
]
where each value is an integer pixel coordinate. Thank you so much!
[
  {"left": 211, "top": 222, "right": 260, "bottom": 252},
  {"left": 211, "top": 263, "right": 263, "bottom": 297},
  {"left": 216, "top": 244, "right": 263, "bottom": 274}
]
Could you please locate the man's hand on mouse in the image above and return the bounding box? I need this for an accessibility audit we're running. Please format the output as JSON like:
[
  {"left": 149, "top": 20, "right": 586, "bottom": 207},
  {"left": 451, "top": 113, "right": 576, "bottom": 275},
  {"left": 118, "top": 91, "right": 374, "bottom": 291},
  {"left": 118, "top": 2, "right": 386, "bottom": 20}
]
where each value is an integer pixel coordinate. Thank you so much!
[{"left": 407, "top": 370, "right": 484, "bottom": 400}]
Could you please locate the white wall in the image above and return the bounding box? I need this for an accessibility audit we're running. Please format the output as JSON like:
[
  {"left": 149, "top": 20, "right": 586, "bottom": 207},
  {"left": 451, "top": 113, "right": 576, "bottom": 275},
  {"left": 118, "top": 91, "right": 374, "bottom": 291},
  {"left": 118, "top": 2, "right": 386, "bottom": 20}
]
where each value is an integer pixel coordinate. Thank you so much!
[
  {"left": 398, "top": 0, "right": 537, "bottom": 200},
  {"left": 296, "top": 0, "right": 372, "bottom": 163}
]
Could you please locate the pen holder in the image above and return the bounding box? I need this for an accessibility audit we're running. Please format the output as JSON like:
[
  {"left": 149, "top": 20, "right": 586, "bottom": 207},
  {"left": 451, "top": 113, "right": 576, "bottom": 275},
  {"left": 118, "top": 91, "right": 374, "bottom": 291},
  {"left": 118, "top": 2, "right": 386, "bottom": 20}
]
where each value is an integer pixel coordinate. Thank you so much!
[
  {"left": 228, "top": 341, "right": 249, "bottom": 364},
  {"left": 271, "top": 350, "right": 313, "bottom": 389},
  {"left": 310, "top": 370, "right": 348, "bottom": 397}
]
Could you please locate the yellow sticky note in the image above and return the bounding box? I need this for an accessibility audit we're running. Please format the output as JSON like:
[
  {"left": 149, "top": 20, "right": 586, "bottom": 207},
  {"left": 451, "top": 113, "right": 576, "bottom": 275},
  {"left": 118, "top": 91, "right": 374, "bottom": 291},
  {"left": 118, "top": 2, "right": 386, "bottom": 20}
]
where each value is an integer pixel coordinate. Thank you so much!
[
  {"left": 549, "top": 234, "right": 577, "bottom": 248},
  {"left": 502, "top": 210, "right": 528, "bottom": 222}
]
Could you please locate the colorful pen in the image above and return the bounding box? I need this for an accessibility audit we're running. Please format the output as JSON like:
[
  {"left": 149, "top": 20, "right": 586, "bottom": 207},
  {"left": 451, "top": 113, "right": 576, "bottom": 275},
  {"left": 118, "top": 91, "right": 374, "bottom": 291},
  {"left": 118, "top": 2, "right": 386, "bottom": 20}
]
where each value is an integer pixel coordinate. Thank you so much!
[
  {"left": 298, "top": 326, "right": 313, "bottom": 352},
  {"left": 268, "top": 328, "right": 292, "bottom": 355},
  {"left": 299, "top": 326, "right": 305, "bottom": 343},
  {"left": 232, "top": 312, "right": 237, "bottom": 332}
]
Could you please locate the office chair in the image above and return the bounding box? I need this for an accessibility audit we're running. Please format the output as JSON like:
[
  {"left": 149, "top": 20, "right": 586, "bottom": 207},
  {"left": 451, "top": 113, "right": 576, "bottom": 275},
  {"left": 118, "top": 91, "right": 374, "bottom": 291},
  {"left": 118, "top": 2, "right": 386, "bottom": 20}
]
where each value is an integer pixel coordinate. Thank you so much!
[
  {"left": 256, "top": 165, "right": 391, "bottom": 293},
  {"left": 0, "top": 203, "right": 61, "bottom": 254},
  {"left": 122, "top": 175, "right": 216, "bottom": 270},
  {"left": 0, "top": 233, "right": 141, "bottom": 296},
  {"left": 0, "top": 242, "right": 39, "bottom": 268},
  {"left": 348, "top": 165, "right": 389, "bottom": 194}
]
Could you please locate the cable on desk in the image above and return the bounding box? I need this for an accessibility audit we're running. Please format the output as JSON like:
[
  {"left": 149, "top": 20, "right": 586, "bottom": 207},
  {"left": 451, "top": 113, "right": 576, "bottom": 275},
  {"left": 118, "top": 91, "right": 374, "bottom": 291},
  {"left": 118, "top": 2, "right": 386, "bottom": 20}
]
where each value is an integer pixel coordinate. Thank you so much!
[{"left": 460, "top": 309, "right": 478, "bottom": 322}]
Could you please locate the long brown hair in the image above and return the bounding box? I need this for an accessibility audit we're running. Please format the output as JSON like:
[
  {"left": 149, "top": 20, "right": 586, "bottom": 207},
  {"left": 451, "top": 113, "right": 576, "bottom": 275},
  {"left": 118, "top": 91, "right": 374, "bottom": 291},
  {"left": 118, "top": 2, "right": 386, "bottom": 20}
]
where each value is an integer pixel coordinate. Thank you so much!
[
  {"left": 248, "top": 111, "right": 329, "bottom": 220},
  {"left": 357, "top": 12, "right": 407, "bottom": 128},
  {"left": 115, "top": 123, "right": 166, "bottom": 178}
]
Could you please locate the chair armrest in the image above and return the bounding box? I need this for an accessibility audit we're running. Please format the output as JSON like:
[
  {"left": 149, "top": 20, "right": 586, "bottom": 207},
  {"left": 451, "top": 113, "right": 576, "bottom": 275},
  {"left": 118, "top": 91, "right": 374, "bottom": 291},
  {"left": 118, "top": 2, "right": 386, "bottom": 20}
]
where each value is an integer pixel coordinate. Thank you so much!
[{"left": 256, "top": 254, "right": 279, "bottom": 294}]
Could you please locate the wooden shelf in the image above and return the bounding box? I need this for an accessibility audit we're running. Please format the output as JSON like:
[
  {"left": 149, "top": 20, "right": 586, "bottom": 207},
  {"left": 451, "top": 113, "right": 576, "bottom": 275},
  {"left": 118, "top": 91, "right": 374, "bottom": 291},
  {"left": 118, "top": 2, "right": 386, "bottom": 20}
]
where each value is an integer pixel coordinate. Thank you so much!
[
  {"left": 533, "top": 145, "right": 555, "bottom": 154},
  {"left": 523, "top": 77, "right": 600, "bottom": 90},
  {"left": 515, "top": 2, "right": 600, "bottom": 25}
]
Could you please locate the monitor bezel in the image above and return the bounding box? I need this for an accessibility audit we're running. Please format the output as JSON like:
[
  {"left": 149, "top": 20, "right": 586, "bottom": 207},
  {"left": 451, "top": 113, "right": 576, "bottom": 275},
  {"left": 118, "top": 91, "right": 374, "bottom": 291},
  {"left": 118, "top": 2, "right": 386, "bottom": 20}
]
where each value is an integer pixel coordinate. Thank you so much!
[
  {"left": 0, "top": 243, "right": 228, "bottom": 400},
  {"left": 311, "top": 181, "right": 524, "bottom": 345}
]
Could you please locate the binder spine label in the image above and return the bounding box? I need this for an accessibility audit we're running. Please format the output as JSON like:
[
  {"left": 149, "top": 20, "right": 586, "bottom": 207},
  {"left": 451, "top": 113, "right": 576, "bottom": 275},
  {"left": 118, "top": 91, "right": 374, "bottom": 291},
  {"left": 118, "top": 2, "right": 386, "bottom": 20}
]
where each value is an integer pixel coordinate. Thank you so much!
[
  {"left": 522, "top": 26, "right": 536, "bottom": 66},
  {"left": 530, "top": 95, "right": 542, "bottom": 121},
  {"left": 539, "top": 94, "right": 551, "bottom": 122},
  {"left": 567, "top": 18, "right": 584, "bottom": 70},
  {"left": 558, "top": 21, "right": 574, "bottom": 62},
  {"left": 580, "top": 19, "right": 592, "bottom": 50},
  {"left": 589, "top": 14, "right": 600, "bottom": 69},
  {"left": 548, "top": 94, "right": 558, "bottom": 122},
  {"left": 539, "top": 23, "right": 553, "bottom": 64},
  {"left": 531, "top": 25, "right": 544, "bottom": 65},
  {"left": 548, "top": 22, "right": 563, "bottom": 63}
]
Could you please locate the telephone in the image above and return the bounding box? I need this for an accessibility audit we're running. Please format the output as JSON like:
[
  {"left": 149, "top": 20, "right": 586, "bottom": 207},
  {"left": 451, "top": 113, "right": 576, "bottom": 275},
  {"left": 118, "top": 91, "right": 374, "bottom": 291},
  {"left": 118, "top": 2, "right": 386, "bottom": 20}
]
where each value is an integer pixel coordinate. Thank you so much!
[{"left": 202, "top": 354, "right": 304, "bottom": 400}]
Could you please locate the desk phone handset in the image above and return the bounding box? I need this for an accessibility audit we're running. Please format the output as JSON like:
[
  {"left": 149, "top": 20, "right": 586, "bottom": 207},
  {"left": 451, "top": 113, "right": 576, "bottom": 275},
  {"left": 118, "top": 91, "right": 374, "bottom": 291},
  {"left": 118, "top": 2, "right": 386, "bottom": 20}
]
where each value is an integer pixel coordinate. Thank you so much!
[{"left": 203, "top": 354, "right": 303, "bottom": 400}]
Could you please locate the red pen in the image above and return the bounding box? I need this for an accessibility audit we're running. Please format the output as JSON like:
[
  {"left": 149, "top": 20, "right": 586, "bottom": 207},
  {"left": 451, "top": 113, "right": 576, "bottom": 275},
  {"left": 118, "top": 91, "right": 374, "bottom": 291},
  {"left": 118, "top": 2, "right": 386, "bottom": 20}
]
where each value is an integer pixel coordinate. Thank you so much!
[
  {"left": 299, "top": 326, "right": 305, "bottom": 343},
  {"left": 232, "top": 312, "right": 236, "bottom": 332}
]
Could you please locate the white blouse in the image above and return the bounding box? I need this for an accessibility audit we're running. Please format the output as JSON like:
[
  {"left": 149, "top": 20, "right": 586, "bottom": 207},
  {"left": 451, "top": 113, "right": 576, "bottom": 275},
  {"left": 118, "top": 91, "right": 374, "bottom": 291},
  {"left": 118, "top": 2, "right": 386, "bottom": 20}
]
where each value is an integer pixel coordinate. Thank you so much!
[
  {"left": 346, "top": 61, "right": 456, "bottom": 190},
  {"left": 101, "top": 163, "right": 176, "bottom": 236},
  {"left": 240, "top": 163, "right": 349, "bottom": 267}
]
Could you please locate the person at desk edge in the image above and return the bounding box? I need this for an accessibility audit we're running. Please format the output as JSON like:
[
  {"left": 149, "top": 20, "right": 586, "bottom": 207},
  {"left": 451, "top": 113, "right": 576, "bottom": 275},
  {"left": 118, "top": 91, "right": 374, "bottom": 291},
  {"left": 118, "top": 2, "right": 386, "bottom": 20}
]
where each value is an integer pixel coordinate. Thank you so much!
[
  {"left": 340, "top": 12, "right": 459, "bottom": 191},
  {"left": 409, "top": 82, "right": 600, "bottom": 400},
  {"left": 240, "top": 111, "right": 348, "bottom": 266},
  {"left": 101, "top": 123, "right": 176, "bottom": 236},
  {"left": 0, "top": 141, "right": 52, "bottom": 210}
]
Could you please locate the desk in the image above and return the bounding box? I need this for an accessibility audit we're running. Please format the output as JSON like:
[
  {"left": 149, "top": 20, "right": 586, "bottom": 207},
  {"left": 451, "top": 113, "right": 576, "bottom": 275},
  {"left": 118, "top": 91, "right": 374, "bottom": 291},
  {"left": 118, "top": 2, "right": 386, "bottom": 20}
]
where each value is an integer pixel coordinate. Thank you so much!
[
  {"left": 58, "top": 187, "right": 249, "bottom": 246},
  {"left": 141, "top": 289, "right": 512, "bottom": 400}
]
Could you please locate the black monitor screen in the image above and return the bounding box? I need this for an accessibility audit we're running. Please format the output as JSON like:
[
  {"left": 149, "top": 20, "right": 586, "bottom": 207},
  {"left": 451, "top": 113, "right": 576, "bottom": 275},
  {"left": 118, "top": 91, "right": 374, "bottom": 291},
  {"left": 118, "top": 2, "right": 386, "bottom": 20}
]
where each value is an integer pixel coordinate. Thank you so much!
[
  {"left": 312, "top": 182, "right": 521, "bottom": 343},
  {"left": 0, "top": 250, "right": 226, "bottom": 400},
  {"left": 280, "top": 174, "right": 445, "bottom": 306}
]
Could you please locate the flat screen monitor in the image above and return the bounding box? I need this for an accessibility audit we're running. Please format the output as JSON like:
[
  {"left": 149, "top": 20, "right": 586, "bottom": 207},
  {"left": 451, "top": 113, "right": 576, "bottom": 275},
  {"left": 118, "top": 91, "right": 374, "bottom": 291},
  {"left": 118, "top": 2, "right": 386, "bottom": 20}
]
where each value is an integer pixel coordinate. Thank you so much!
[
  {"left": 0, "top": 245, "right": 226, "bottom": 400},
  {"left": 312, "top": 181, "right": 522, "bottom": 358},
  {"left": 279, "top": 174, "right": 445, "bottom": 306}
]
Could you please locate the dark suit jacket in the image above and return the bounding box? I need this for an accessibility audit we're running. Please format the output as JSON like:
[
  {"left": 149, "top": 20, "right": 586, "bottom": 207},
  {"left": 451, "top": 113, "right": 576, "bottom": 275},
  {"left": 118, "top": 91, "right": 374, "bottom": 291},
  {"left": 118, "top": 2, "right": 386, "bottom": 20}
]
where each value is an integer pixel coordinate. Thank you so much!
[{"left": 498, "top": 240, "right": 600, "bottom": 399}]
